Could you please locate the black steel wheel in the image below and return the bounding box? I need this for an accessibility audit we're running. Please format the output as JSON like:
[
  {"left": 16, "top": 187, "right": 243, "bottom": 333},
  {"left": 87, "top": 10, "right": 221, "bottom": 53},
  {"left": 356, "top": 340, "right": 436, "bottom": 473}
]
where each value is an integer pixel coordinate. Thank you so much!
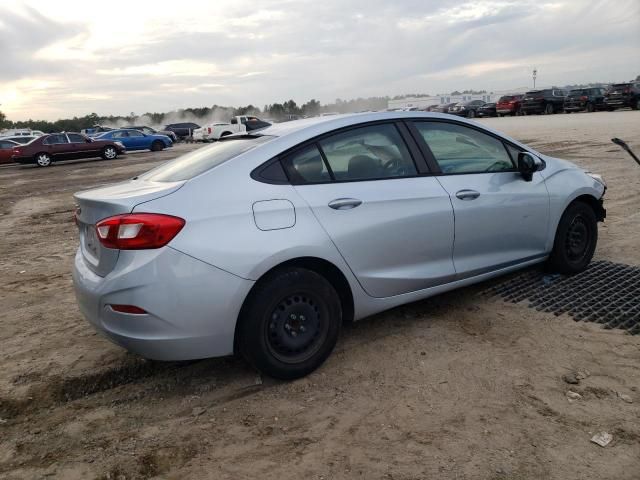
[
  {"left": 548, "top": 201, "right": 598, "bottom": 274},
  {"left": 238, "top": 267, "right": 341, "bottom": 379}
]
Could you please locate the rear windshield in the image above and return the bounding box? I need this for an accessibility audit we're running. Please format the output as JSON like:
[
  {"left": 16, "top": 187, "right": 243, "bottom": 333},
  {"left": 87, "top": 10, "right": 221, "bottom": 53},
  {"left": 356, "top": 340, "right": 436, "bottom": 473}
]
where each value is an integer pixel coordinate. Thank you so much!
[
  {"left": 140, "top": 136, "right": 273, "bottom": 182},
  {"left": 499, "top": 96, "right": 516, "bottom": 101}
]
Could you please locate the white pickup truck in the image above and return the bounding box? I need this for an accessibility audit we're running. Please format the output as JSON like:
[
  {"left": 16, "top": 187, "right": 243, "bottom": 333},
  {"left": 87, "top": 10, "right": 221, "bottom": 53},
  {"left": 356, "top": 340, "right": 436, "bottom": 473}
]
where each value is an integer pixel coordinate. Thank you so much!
[{"left": 193, "top": 116, "right": 271, "bottom": 142}]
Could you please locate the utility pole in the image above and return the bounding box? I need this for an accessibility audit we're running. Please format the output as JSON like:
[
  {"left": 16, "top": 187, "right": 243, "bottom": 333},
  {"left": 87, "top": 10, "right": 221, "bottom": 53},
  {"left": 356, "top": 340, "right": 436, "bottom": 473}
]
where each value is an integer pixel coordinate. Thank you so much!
[{"left": 533, "top": 67, "right": 537, "bottom": 89}]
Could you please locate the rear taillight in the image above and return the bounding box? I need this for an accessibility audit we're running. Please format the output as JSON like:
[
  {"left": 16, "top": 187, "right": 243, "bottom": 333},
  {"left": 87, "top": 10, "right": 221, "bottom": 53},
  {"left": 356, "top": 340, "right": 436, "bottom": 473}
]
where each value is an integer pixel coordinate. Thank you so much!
[
  {"left": 110, "top": 304, "right": 147, "bottom": 314},
  {"left": 13, "top": 148, "right": 22, "bottom": 155},
  {"left": 95, "top": 213, "right": 185, "bottom": 250},
  {"left": 580, "top": 96, "right": 588, "bottom": 101},
  {"left": 207, "top": 127, "right": 212, "bottom": 134}
]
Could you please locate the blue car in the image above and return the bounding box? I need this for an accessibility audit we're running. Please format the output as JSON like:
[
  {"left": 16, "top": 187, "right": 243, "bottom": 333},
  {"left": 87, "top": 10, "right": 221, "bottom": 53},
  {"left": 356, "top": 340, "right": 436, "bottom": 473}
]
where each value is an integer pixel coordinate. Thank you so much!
[{"left": 95, "top": 129, "right": 172, "bottom": 152}]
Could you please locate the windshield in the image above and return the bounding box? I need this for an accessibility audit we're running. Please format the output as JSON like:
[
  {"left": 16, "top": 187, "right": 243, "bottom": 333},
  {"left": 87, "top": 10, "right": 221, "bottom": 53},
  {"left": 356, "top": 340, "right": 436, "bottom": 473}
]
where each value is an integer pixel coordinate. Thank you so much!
[
  {"left": 569, "top": 89, "right": 587, "bottom": 95},
  {"left": 140, "top": 136, "right": 273, "bottom": 182}
]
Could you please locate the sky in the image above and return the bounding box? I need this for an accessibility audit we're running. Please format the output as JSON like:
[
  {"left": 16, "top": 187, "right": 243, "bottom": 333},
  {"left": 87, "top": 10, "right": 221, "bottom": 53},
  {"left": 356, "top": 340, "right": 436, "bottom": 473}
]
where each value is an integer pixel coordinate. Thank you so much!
[{"left": 1, "top": 0, "right": 638, "bottom": 121}]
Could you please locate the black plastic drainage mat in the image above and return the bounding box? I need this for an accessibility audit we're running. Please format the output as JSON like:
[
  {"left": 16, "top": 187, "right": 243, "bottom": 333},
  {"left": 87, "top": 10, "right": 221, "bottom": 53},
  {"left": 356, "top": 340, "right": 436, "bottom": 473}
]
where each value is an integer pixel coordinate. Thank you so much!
[{"left": 484, "top": 261, "right": 640, "bottom": 335}]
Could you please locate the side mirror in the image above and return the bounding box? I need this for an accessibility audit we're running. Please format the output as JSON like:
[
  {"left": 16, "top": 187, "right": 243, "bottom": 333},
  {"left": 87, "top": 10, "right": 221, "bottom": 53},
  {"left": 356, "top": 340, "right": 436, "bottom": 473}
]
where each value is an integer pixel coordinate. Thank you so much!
[{"left": 518, "top": 152, "right": 541, "bottom": 181}]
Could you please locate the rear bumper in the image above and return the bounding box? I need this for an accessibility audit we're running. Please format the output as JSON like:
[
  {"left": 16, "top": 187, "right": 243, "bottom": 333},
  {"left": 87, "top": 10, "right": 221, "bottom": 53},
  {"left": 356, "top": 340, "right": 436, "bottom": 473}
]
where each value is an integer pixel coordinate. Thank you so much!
[{"left": 72, "top": 246, "right": 254, "bottom": 360}]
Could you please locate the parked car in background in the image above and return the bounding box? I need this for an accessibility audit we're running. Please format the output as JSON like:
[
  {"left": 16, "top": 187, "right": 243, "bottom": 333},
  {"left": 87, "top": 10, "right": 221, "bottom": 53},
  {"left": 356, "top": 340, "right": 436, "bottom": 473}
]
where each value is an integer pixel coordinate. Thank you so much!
[
  {"left": 72, "top": 112, "right": 606, "bottom": 379},
  {"left": 193, "top": 123, "right": 230, "bottom": 142},
  {"left": 12, "top": 132, "right": 125, "bottom": 167},
  {"left": 521, "top": 89, "right": 567, "bottom": 115},
  {"left": 95, "top": 129, "right": 172, "bottom": 152},
  {"left": 448, "top": 100, "right": 486, "bottom": 118},
  {"left": 477, "top": 103, "right": 497, "bottom": 117},
  {"left": 194, "top": 116, "right": 271, "bottom": 142},
  {"left": 564, "top": 87, "right": 607, "bottom": 113},
  {"left": 1, "top": 135, "right": 37, "bottom": 144},
  {"left": 432, "top": 102, "right": 458, "bottom": 114},
  {"left": 125, "top": 125, "right": 178, "bottom": 143},
  {"left": 0, "top": 139, "right": 19, "bottom": 164},
  {"left": 603, "top": 82, "right": 640, "bottom": 111},
  {"left": 164, "top": 123, "right": 201, "bottom": 140},
  {"left": 82, "top": 125, "right": 114, "bottom": 136},
  {"left": 0, "top": 129, "right": 44, "bottom": 138},
  {"left": 496, "top": 95, "right": 524, "bottom": 116}
]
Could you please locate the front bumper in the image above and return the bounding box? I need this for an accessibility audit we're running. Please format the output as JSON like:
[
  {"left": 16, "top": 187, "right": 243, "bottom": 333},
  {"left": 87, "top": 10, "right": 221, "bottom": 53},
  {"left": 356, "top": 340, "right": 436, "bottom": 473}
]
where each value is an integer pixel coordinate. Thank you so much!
[{"left": 72, "top": 246, "right": 254, "bottom": 360}]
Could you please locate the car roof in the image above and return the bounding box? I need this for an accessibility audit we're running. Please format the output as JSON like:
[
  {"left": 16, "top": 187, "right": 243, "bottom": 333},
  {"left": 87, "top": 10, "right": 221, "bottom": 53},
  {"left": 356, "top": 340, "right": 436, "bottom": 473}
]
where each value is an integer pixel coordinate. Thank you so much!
[{"left": 252, "top": 111, "right": 532, "bottom": 152}]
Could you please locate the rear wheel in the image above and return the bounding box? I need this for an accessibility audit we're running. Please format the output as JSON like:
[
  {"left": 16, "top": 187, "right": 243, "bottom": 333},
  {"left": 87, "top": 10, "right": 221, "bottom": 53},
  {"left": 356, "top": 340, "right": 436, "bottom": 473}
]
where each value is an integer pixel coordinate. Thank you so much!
[
  {"left": 547, "top": 201, "right": 598, "bottom": 274},
  {"left": 101, "top": 146, "right": 118, "bottom": 160},
  {"left": 467, "top": 109, "right": 475, "bottom": 118},
  {"left": 544, "top": 103, "right": 554, "bottom": 115},
  {"left": 238, "top": 267, "right": 341, "bottom": 379},
  {"left": 586, "top": 102, "right": 595, "bottom": 113},
  {"left": 633, "top": 99, "right": 640, "bottom": 111},
  {"left": 34, "top": 152, "right": 52, "bottom": 167},
  {"left": 150, "top": 140, "right": 164, "bottom": 152}
]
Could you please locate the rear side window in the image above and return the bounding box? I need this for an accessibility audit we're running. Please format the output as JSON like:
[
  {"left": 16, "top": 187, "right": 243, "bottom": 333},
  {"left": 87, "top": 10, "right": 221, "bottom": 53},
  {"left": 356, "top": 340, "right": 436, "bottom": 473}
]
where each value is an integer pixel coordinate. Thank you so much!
[
  {"left": 414, "top": 122, "right": 514, "bottom": 174},
  {"left": 43, "top": 134, "right": 68, "bottom": 145},
  {"left": 283, "top": 145, "right": 331, "bottom": 184},
  {"left": 140, "top": 136, "right": 272, "bottom": 182},
  {"left": 318, "top": 124, "right": 417, "bottom": 181}
]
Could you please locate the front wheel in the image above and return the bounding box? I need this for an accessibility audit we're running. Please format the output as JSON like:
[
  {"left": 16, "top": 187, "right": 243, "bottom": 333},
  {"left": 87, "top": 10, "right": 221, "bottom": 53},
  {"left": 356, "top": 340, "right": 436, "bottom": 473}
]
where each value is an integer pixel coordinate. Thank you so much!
[
  {"left": 238, "top": 267, "right": 341, "bottom": 380},
  {"left": 547, "top": 201, "right": 598, "bottom": 274},
  {"left": 150, "top": 140, "right": 164, "bottom": 152},
  {"left": 586, "top": 102, "right": 595, "bottom": 113},
  {"left": 544, "top": 103, "right": 554, "bottom": 115},
  {"left": 102, "top": 146, "right": 118, "bottom": 160},
  {"left": 633, "top": 99, "right": 640, "bottom": 111},
  {"left": 467, "top": 110, "right": 475, "bottom": 118}
]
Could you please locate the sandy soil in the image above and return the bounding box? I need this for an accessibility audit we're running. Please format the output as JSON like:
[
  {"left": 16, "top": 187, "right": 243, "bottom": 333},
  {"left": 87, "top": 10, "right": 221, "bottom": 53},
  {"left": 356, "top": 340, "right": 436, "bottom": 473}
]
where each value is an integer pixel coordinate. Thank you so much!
[{"left": 1, "top": 112, "right": 639, "bottom": 480}]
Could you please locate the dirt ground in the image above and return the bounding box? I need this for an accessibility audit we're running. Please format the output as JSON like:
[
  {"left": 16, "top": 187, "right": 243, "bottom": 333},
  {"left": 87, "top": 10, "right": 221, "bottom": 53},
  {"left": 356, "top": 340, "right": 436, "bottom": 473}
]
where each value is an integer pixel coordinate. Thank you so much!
[{"left": 1, "top": 111, "right": 639, "bottom": 480}]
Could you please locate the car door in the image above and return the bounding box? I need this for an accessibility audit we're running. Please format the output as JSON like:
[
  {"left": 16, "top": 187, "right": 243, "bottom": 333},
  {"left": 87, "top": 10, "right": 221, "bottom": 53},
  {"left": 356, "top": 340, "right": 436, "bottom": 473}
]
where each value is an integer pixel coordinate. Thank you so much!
[
  {"left": 126, "top": 130, "right": 146, "bottom": 149},
  {"left": 43, "top": 134, "right": 71, "bottom": 159},
  {"left": 0, "top": 140, "right": 14, "bottom": 164},
  {"left": 282, "top": 122, "right": 456, "bottom": 298},
  {"left": 67, "top": 133, "right": 97, "bottom": 158},
  {"left": 410, "top": 120, "right": 550, "bottom": 278}
]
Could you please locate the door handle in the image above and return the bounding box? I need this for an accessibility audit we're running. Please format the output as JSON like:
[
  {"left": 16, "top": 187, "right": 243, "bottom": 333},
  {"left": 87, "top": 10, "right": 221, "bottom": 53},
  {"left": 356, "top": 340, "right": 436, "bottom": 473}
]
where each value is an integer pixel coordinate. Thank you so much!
[
  {"left": 328, "top": 198, "right": 362, "bottom": 210},
  {"left": 455, "top": 189, "right": 480, "bottom": 200}
]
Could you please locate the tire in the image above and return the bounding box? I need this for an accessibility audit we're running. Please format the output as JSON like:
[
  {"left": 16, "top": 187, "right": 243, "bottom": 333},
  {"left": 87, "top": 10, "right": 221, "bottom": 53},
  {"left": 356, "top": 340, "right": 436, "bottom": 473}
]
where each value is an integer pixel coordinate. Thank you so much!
[
  {"left": 102, "top": 146, "right": 118, "bottom": 160},
  {"left": 220, "top": 131, "right": 232, "bottom": 138},
  {"left": 238, "top": 267, "right": 342, "bottom": 380},
  {"left": 633, "top": 99, "right": 640, "bottom": 111},
  {"left": 586, "top": 102, "right": 595, "bottom": 113},
  {"left": 34, "top": 152, "right": 52, "bottom": 167},
  {"left": 150, "top": 140, "right": 164, "bottom": 152},
  {"left": 467, "top": 109, "right": 475, "bottom": 119},
  {"left": 547, "top": 201, "right": 598, "bottom": 274},
  {"left": 544, "top": 103, "right": 554, "bottom": 115}
]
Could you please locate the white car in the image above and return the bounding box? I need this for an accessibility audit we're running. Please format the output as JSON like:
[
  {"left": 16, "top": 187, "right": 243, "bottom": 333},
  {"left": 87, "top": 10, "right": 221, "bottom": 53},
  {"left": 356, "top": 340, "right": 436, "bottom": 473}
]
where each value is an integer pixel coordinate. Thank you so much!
[
  {"left": 72, "top": 112, "right": 606, "bottom": 379},
  {"left": 194, "top": 116, "right": 271, "bottom": 142}
]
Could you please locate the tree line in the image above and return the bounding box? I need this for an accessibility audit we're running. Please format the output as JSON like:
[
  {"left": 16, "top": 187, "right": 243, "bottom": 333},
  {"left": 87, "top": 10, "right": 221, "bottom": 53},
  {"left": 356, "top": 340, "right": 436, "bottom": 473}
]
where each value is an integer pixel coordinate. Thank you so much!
[{"left": 0, "top": 96, "right": 390, "bottom": 132}]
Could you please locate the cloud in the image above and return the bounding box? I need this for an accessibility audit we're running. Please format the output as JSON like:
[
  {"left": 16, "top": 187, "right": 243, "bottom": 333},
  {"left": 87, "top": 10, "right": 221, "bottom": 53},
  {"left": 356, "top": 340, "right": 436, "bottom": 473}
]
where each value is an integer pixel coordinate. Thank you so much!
[{"left": 0, "top": 0, "right": 638, "bottom": 120}]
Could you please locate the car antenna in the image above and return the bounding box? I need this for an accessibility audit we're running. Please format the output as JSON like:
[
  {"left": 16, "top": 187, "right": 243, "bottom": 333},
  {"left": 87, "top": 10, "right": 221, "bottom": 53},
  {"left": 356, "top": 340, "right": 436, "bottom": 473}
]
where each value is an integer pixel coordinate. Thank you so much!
[{"left": 611, "top": 138, "right": 640, "bottom": 167}]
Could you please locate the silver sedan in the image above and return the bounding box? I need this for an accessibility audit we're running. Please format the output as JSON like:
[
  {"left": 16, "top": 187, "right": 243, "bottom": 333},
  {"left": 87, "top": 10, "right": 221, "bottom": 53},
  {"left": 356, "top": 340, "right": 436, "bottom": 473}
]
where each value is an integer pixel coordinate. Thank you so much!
[{"left": 72, "top": 112, "right": 606, "bottom": 379}]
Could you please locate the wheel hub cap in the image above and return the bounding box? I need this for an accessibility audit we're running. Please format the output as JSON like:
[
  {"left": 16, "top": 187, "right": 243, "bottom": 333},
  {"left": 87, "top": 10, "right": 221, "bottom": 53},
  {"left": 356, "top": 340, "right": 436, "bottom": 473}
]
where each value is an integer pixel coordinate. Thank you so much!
[
  {"left": 565, "top": 216, "right": 589, "bottom": 260},
  {"left": 267, "top": 294, "right": 324, "bottom": 362}
]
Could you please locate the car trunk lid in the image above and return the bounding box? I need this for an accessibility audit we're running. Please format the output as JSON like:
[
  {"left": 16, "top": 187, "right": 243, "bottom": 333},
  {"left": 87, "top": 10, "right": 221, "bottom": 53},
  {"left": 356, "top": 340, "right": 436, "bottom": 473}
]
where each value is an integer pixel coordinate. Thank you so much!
[{"left": 74, "top": 179, "right": 184, "bottom": 276}]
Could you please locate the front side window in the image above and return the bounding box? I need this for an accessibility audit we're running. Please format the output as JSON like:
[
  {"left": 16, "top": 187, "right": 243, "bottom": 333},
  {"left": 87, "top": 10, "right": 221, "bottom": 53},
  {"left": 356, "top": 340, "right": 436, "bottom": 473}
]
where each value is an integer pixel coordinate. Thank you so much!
[
  {"left": 414, "top": 122, "right": 514, "bottom": 174},
  {"left": 318, "top": 124, "right": 417, "bottom": 181},
  {"left": 67, "top": 133, "right": 86, "bottom": 143},
  {"left": 127, "top": 130, "right": 143, "bottom": 137}
]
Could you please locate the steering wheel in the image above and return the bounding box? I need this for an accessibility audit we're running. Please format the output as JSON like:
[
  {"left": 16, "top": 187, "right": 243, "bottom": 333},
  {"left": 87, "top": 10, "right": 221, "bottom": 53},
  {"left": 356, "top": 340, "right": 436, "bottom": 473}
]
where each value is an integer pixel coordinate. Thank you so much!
[{"left": 382, "top": 158, "right": 405, "bottom": 175}]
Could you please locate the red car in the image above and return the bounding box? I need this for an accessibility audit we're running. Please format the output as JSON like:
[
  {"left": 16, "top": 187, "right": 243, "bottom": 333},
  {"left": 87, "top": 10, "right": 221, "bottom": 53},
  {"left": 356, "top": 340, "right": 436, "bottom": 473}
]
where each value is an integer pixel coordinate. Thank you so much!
[
  {"left": 496, "top": 94, "right": 524, "bottom": 116},
  {"left": 12, "top": 132, "right": 126, "bottom": 167},
  {"left": 0, "top": 139, "right": 19, "bottom": 165}
]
